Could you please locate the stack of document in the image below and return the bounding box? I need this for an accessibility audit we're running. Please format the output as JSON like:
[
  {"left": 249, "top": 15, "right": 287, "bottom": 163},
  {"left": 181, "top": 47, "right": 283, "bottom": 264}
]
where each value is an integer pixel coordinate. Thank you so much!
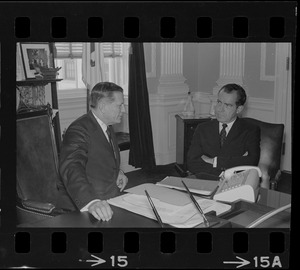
[
  {"left": 108, "top": 183, "right": 231, "bottom": 228},
  {"left": 157, "top": 176, "right": 219, "bottom": 195}
]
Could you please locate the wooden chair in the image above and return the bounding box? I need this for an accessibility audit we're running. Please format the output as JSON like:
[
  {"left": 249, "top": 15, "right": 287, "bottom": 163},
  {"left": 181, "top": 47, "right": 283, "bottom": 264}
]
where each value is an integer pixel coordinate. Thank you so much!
[
  {"left": 16, "top": 109, "right": 66, "bottom": 225},
  {"left": 243, "top": 117, "right": 284, "bottom": 190}
]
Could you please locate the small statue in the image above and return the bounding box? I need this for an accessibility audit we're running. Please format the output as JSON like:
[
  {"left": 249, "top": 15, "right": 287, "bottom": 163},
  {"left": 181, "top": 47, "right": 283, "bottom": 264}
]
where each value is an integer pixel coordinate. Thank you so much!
[{"left": 182, "top": 91, "right": 195, "bottom": 117}]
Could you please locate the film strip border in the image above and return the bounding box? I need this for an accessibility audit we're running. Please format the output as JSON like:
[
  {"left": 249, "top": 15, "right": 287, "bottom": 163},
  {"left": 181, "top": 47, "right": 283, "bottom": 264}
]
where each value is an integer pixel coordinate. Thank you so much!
[
  {"left": 1, "top": 229, "right": 291, "bottom": 268},
  {"left": 11, "top": 14, "right": 295, "bottom": 40},
  {"left": 0, "top": 1, "right": 297, "bottom": 41}
]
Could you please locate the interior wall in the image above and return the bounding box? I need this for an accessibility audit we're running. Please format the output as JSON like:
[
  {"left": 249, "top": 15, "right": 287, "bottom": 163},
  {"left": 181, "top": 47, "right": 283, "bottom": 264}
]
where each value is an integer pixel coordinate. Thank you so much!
[
  {"left": 144, "top": 43, "right": 159, "bottom": 94},
  {"left": 183, "top": 43, "right": 220, "bottom": 94},
  {"left": 244, "top": 43, "right": 275, "bottom": 99}
]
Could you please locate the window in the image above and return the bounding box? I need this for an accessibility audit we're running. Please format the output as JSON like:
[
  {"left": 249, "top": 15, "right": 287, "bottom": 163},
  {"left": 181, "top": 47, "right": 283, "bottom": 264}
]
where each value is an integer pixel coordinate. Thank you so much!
[
  {"left": 54, "top": 42, "right": 130, "bottom": 134},
  {"left": 54, "top": 42, "right": 129, "bottom": 94},
  {"left": 54, "top": 43, "right": 85, "bottom": 91},
  {"left": 64, "top": 60, "right": 75, "bottom": 80}
]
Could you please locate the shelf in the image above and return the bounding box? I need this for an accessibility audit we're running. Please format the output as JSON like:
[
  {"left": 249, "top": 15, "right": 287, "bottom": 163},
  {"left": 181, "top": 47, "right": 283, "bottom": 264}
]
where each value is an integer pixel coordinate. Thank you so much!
[
  {"left": 17, "top": 106, "right": 50, "bottom": 119},
  {"left": 16, "top": 78, "right": 63, "bottom": 86}
]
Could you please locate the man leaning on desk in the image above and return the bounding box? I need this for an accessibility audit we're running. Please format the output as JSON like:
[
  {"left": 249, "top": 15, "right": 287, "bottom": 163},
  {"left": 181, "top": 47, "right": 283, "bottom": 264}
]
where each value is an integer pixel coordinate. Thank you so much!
[
  {"left": 187, "top": 83, "right": 261, "bottom": 181},
  {"left": 56, "top": 82, "right": 128, "bottom": 222}
]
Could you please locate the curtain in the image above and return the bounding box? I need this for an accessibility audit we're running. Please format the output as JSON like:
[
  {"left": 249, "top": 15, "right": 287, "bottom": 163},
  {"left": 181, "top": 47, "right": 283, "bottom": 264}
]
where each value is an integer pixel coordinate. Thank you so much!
[
  {"left": 82, "top": 43, "right": 105, "bottom": 111},
  {"left": 128, "top": 43, "right": 156, "bottom": 169}
]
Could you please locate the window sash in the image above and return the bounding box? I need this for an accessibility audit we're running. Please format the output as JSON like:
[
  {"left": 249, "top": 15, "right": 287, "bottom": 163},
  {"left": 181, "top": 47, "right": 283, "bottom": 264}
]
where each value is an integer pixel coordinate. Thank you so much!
[
  {"left": 102, "top": 43, "right": 123, "bottom": 57},
  {"left": 54, "top": 42, "right": 83, "bottom": 59},
  {"left": 54, "top": 42, "right": 123, "bottom": 59}
]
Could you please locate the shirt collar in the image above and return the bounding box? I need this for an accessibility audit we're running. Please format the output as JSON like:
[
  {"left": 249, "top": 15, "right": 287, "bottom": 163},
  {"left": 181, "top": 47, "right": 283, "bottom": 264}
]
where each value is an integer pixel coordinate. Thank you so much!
[
  {"left": 219, "top": 118, "right": 237, "bottom": 133},
  {"left": 92, "top": 111, "right": 109, "bottom": 134}
]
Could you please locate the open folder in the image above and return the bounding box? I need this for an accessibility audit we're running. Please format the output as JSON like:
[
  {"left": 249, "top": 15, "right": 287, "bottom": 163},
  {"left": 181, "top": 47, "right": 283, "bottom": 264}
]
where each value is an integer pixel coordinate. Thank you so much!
[
  {"left": 108, "top": 183, "right": 231, "bottom": 228},
  {"left": 157, "top": 176, "right": 219, "bottom": 195}
]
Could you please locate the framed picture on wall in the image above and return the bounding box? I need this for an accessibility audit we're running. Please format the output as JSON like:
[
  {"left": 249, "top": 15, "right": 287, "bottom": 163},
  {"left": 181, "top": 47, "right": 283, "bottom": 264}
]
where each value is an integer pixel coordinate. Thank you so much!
[{"left": 20, "top": 43, "right": 50, "bottom": 79}]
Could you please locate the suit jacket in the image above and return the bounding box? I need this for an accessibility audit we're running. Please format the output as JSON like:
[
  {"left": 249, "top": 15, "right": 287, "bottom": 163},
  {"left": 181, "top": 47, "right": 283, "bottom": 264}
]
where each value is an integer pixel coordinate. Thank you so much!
[
  {"left": 187, "top": 117, "right": 260, "bottom": 177},
  {"left": 56, "top": 110, "right": 121, "bottom": 211}
]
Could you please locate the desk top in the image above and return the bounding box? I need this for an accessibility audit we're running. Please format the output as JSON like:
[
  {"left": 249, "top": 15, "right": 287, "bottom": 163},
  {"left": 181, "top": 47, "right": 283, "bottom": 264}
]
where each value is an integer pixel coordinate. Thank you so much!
[{"left": 19, "top": 188, "right": 291, "bottom": 228}]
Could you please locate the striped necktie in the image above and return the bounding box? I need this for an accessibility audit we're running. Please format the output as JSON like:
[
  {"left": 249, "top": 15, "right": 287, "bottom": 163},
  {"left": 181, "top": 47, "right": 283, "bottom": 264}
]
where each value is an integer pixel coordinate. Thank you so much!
[{"left": 220, "top": 123, "right": 228, "bottom": 148}]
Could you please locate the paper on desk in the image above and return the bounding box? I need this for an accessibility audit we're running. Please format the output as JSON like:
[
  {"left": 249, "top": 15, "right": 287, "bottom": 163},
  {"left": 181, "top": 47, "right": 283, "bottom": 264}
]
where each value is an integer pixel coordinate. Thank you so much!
[
  {"left": 157, "top": 176, "right": 219, "bottom": 195},
  {"left": 108, "top": 193, "right": 231, "bottom": 228},
  {"left": 125, "top": 183, "right": 192, "bottom": 206}
]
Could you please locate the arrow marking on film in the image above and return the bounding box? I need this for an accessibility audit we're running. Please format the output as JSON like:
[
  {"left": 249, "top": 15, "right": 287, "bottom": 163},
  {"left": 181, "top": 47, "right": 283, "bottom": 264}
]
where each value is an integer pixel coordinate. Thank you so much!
[
  {"left": 80, "top": 254, "right": 106, "bottom": 267},
  {"left": 223, "top": 256, "right": 250, "bottom": 268}
]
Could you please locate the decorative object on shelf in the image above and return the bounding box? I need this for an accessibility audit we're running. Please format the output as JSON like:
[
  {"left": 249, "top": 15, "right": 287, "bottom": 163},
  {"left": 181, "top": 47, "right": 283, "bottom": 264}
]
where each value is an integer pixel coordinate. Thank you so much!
[
  {"left": 20, "top": 43, "right": 61, "bottom": 80},
  {"left": 182, "top": 91, "right": 195, "bottom": 117},
  {"left": 35, "top": 66, "right": 62, "bottom": 80}
]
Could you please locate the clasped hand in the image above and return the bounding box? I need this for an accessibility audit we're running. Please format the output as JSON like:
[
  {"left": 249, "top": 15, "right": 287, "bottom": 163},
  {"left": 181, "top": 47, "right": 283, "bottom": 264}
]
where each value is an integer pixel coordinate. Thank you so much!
[
  {"left": 116, "top": 170, "right": 128, "bottom": 192},
  {"left": 201, "top": 151, "right": 248, "bottom": 165}
]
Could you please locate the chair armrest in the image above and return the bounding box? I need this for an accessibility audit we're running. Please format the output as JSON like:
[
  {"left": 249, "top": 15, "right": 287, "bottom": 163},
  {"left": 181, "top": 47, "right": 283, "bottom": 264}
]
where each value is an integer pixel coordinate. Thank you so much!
[
  {"left": 21, "top": 199, "right": 55, "bottom": 214},
  {"left": 269, "top": 170, "right": 282, "bottom": 190}
]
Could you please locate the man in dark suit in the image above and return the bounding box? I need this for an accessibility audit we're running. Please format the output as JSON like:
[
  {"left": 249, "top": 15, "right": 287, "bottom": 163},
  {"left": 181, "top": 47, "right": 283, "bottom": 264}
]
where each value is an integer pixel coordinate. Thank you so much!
[
  {"left": 56, "top": 82, "right": 128, "bottom": 221},
  {"left": 187, "top": 83, "right": 260, "bottom": 180}
]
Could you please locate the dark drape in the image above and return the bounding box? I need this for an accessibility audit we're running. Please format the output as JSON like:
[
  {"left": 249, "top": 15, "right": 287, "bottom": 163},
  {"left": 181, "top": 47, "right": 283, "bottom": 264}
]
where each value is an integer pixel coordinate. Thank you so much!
[{"left": 128, "top": 43, "right": 156, "bottom": 169}]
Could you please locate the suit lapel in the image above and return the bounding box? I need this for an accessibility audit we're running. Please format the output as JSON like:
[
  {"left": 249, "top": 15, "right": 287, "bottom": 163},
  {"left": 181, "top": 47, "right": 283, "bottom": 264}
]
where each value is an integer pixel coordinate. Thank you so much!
[
  {"left": 210, "top": 119, "right": 221, "bottom": 146},
  {"left": 88, "top": 111, "right": 110, "bottom": 147}
]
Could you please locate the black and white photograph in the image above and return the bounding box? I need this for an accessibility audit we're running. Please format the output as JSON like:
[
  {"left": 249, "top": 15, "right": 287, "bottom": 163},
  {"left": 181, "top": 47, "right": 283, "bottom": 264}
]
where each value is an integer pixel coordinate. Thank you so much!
[
  {"left": 16, "top": 41, "right": 292, "bottom": 229},
  {"left": 0, "top": 1, "right": 296, "bottom": 269},
  {"left": 20, "top": 43, "right": 51, "bottom": 79}
]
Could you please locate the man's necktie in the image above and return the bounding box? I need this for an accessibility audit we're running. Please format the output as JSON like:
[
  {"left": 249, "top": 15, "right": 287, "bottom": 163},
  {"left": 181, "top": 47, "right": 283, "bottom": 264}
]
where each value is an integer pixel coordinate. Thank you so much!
[
  {"left": 106, "top": 126, "right": 116, "bottom": 159},
  {"left": 220, "top": 123, "right": 228, "bottom": 148}
]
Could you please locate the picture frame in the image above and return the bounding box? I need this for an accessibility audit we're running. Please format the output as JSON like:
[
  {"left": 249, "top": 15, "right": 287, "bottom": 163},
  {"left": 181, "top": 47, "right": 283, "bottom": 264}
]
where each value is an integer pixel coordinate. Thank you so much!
[{"left": 20, "top": 43, "right": 50, "bottom": 79}]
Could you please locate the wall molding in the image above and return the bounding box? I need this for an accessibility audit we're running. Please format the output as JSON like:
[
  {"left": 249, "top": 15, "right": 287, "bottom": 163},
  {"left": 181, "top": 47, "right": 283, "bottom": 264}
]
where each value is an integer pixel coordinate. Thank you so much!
[
  {"left": 247, "top": 97, "right": 274, "bottom": 112},
  {"left": 260, "top": 43, "right": 276, "bottom": 82},
  {"left": 146, "top": 43, "right": 157, "bottom": 78},
  {"left": 149, "top": 93, "right": 187, "bottom": 107}
]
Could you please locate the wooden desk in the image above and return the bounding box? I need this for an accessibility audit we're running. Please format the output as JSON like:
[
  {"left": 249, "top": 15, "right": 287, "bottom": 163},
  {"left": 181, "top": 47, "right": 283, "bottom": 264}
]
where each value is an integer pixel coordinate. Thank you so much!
[{"left": 18, "top": 188, "right": 291, "bottom": 228}]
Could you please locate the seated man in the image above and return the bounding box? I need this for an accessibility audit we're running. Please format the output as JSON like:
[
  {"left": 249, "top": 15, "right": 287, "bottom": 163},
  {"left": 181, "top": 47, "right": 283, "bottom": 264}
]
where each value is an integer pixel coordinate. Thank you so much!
[
  {"left": 187, "top": 83, "right": 260, "bottom": 180},
  {"left": 56, "top": 82, "right": 128, "bottom": 221}
]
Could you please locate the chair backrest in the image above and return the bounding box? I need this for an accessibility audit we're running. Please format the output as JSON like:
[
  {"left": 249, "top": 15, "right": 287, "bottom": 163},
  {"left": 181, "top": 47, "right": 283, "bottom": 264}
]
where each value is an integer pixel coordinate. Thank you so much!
[
  {"left": 243, "top": 117, "right": 284, "bottom": 183},
  {"left": 17, "top": 113, "right": 60, "bottom": 205}
]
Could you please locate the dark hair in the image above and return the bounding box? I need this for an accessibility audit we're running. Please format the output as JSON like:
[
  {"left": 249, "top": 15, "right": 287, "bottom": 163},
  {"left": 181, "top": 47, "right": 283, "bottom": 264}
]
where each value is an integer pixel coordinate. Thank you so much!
[
  {"left": 89, "top": 82, "right": 123, "bottom": 108},
  {"left": 219, "top": 83, "right": 247, "bottom": 106}
]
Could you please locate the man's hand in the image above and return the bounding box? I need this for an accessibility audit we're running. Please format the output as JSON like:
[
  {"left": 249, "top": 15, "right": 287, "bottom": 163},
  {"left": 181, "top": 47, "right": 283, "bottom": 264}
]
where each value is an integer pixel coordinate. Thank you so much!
[
  {"left": 88, "top": 200, "right": 113, "bottom": 221},
  {"left": 116, "top": 170, "right": 128, "bottom": 192},
  {"left": 201, "top": 155, "right": 214, "bottom": 165}
]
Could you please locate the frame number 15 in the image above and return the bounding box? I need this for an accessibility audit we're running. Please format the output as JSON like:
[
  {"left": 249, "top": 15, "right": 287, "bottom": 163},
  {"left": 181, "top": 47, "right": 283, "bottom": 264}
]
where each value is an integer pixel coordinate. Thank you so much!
[{"left": 110, "top": 256, "right": 128, "bottom": 267}]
